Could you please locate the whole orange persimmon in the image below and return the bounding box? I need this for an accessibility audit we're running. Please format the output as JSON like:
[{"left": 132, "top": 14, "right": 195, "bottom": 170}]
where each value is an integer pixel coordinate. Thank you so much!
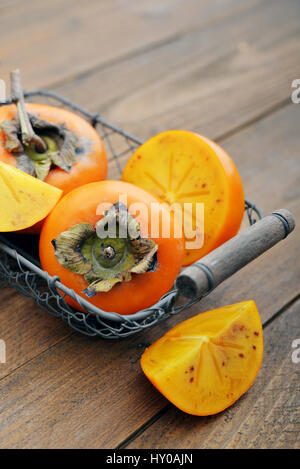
[
  {"left": 0, "top": 98, "right": 107, "bottom": 233},
  {"left": 39, "top": 180, "right": 184, "bottom": 315},
  {"left": 0, "top": 103, "right": 107, "bottom": 194}
]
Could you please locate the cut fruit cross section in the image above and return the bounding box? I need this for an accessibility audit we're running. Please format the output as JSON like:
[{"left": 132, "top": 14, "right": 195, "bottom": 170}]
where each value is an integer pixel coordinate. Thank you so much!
[
  {"left": 0, "top": 161, "right": 62, "bottom": 232},
  {"left": 141, "top": 300, "right": 263, "bottom": 416},
  {"left": 122, "top": 130, "right": 244, "bottom": 265}
]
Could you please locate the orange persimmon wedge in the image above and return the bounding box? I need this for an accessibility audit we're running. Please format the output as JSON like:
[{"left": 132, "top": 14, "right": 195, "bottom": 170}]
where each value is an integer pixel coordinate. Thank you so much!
[
  {"left": 0, "top": 161, "right": 62, "bottom": 232},
  {"left": 141, "top": 301, "right": 263, "bottom": 416},
  {"left": 122, "top": 130, "right": 244, "bottom": 265}
]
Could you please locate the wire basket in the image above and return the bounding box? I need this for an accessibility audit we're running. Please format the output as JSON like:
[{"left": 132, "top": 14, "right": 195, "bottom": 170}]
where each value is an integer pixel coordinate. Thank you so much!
[{"left": 0, "top": 90, "right": 263, "bottom": 338}]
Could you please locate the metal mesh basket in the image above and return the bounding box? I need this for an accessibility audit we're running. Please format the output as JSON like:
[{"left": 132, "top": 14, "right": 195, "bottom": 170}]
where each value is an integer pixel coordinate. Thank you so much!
[{"left": 0, "top": 90, "right": 263, "bottom": 338}]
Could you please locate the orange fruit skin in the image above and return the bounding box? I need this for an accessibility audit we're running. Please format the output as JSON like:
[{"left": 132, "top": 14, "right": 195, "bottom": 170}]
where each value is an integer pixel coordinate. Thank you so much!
[
  {"left": 141, "top": 301, "right": 263, "bottom": 416},
  {"left": 0, "top": 103, "right": 108, "bottom": 233},
  {"left": 39, "top": 180, "right": 184, "bottom": 316},
  {"left": 122, "top": 130, "right": 244, "bottom": 266}
]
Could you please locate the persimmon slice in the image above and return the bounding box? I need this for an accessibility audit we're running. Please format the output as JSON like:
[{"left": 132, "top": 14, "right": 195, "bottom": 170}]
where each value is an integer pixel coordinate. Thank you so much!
[
  {"left": 122, "top": 130, "right": 244, "bottom": 265},
  {"left": 141, "top": 301, "right": 263, "bottom": 416},
  {"left": 0, "top": 161, "right": 62, "bottom": 232}
]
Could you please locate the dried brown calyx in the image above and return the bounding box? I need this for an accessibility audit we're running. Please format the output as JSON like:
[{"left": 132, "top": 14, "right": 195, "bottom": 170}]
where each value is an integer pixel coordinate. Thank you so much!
[
  {"left": 52, "top": 202, "right": 158, "bottom": 297},
  {"left": 0, "top": 115, "right": 78, "bottom": 180},
  {"left": 0, "top": 69, "right": 79, "bottom": 180}
]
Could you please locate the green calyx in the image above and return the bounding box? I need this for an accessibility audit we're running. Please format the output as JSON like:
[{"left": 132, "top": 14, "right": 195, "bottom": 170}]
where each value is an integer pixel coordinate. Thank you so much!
[
  {"left": 52, "top": 202, "right": 158, "bottom": 297},
  {"left": 0, "top": 115, "right": 78, "bottom": 180}
]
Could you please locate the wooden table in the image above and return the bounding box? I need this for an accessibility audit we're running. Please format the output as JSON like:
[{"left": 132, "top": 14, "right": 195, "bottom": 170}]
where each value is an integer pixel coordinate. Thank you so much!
[{"left": 0, "top": 0, "right": 299, "bottom": 449}]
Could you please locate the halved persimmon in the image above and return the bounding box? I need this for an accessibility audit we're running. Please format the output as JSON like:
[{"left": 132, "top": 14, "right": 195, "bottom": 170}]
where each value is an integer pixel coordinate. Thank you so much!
[
  {"left": 39, "top": 180, "right": 184, "bottom": 315},
  {"left": 141, "top": 300, "right": 263, "bottom": 416},
  {"left": 122, "top": 130, "right": 244, "bottom": 265}
]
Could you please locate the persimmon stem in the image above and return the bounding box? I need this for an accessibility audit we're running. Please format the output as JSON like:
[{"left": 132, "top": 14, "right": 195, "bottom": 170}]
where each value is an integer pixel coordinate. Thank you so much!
[
  {"left": 103, "top": 245, "right": 116, "bottom": 259},
  {"left": 10, "top": 69, "right": 47, "bottom": 153}
]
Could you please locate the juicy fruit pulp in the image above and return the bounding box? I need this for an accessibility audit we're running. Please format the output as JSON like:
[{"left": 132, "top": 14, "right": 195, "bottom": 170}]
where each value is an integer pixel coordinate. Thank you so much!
[
  {"left": 0, "top": 161, "right": 62, "bottom": 232},
  {"left": 141, "top": 301, "right": 263, "bottom": 416},
  {"left": 122, "top": 130, "right": 244, "bottom": 265}
]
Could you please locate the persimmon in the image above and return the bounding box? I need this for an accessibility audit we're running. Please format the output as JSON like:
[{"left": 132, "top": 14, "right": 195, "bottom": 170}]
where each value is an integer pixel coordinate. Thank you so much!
[
  {"left": 39, "top": 180, "right": 184, "bottom": 315},
  {"left": 0, "top": 161, "right": 62, "bottom": 232},
  {"left": 122, "top": 130, "right": 244, "bottom": 265},
  {"left": 0, "top": 104, "right": 107, "bottom": 194},
  {"left": 0, "top": 70, "right": 107, "bottom": 233},
  {"left": 141, "top": 300, "right": 263, "bottom": 416}
]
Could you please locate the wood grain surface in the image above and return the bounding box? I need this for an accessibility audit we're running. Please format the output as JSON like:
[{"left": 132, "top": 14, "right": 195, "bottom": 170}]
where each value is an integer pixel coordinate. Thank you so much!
[
  {"left": 54, "top": 0, "right": 300, "bottom": 141},
  {"left": 0, "top": 0, "right": 299, "bottom": 449},
  {"left": 0, "top": 0, "right": 253, "bottom": 88}
]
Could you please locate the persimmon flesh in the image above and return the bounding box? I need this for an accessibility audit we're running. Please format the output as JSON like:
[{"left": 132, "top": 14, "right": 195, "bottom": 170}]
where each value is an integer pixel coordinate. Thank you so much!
[
  {"left": 0, "top": 161, "right": 62, "bottom": 232},
  {"left": 141, "top": 301, "right": 263, "bottom": 416},
  {"left": 122, "top": 130, "right": 244, "bottom": 265}
]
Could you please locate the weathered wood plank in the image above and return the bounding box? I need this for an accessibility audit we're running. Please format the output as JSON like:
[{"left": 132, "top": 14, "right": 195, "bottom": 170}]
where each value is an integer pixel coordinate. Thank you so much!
[
  {"left": 225, "top": 343, "right": 300, "bottom": 448},
  {"left": 0, "top": 0, "right": 250, "bottom": 89},
  {"left": 126, "top": 298, "right": 300, "bottom": 449},
  {"left": 0, "top": 0, "right": 293, "bottom": 392},
  {"left": 0, "top": 0, "right": 27, "bottom": 12},
  {"left": 0, "top": 283, "right": 71, "bottom": 380},
  {"left": 0, "top": 0, "right": 299, "bottom": 449},
  {"left": 52, "top": 0, "right": 300, "bottom": 142},
  {"left": 0, "top": 103, "right": 299, "bottom": 448},
  {"left": 0, "top": 330, "right": 166, "bottom": 449}
]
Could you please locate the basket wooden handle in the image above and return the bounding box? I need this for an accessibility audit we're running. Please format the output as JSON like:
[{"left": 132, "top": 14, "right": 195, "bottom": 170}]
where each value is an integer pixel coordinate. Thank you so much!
[{"left": 175, "top": 209, "right": 295, "bottom": 299}]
